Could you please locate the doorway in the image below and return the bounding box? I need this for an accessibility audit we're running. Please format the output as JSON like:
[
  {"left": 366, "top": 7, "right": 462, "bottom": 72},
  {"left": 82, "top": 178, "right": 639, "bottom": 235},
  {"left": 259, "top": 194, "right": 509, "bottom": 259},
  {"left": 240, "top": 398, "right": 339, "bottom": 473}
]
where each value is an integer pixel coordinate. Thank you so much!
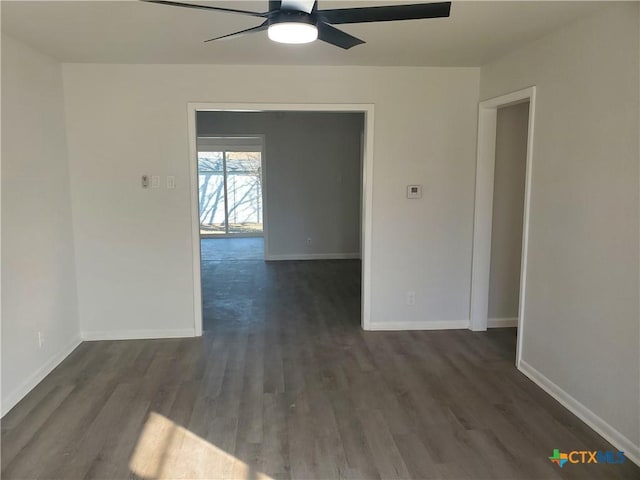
[
  {"left": 488, "top": 101, "right": 529, "bottom": 329},
  {"left": 197, "top": 135, "right": 266, "bottom": 269},
  {"left": 187, "top": 103, "right": 374, "bottom": 336},
  {"left": 470, "top": 87, "right": 536, "bottom": 366}
]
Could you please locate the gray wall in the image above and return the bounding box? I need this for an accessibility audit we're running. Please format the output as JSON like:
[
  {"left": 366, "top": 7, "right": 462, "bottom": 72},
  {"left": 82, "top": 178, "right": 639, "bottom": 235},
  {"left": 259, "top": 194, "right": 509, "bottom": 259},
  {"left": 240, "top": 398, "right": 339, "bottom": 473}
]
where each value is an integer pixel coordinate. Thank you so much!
[
  {"left": 197, "top": 111, "right": 364, "bottom": 259},
  {"left": 62, "top": 64, "right": 479, "bottom": 336},
  {"left": 1, "top": 35, "right": 80, "bottom": 413},
  {"left": 488, "top": 102, "right": 529, "bottom": 320},
  {"left": 480, "top": 3, "right": 639, "bottom": 448}
]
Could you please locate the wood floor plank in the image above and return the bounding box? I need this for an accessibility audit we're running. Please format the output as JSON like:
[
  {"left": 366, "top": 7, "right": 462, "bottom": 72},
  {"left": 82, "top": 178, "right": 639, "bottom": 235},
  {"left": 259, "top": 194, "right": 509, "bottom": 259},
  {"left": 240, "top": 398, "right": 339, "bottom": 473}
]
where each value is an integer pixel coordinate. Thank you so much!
[
  {"left": 82, "top": 396, "right": 151, "bottom": 480},
  {"left": 327, "top": 389, "right": 381, "bottom": 480},
  {"left": 51, "top": 382, "right": 142, "bottom": 479},
  {"left": 259, "top": 392, "right": 290, "bottom": 479},
  {"left": 2, "top": 369, "right": 120, "bottom": 479},
  {"left": 1, "top": 375, "right": 60, "bottom": 432},
  {"left": 393, "top": 432, "right": 442, "bottom": 480},
  {"left": 357, "top": 408, "right": 411, "bottom": 479},
  {"left": 0, "top": 384, "right": 75, "bottom": 466},
  {"left": 236, "top": 333, "right": 265, "bottom": 445}
]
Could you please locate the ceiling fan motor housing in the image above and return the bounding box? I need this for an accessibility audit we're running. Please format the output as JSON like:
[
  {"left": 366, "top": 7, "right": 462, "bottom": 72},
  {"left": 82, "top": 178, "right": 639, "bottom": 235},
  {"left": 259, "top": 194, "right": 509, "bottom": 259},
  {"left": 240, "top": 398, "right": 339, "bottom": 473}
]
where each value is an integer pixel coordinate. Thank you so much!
[{"left": 270, "top": 9, "right": 316, "bottom": 26}]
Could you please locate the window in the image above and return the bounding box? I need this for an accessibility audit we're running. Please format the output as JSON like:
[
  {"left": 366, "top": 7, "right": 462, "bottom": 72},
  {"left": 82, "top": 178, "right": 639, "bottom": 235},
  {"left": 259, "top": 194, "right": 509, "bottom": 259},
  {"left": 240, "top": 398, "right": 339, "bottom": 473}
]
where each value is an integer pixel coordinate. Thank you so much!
[{"left": 197, "top": 136, "right": 263, "bottom": 236}]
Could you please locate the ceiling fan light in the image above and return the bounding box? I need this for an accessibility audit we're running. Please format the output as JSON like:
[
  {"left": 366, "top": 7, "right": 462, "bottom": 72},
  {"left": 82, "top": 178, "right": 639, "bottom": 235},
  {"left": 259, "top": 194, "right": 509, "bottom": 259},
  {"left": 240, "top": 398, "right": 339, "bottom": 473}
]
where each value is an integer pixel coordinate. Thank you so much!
[{"left": 268, "top": 22, "right": 318, "bottom": 44}]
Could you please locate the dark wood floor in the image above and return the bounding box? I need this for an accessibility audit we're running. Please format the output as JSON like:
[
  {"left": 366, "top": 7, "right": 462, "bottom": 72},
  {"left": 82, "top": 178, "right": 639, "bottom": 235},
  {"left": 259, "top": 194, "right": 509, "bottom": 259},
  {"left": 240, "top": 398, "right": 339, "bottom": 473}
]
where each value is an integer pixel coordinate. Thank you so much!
[{"left": 2, "top": 258, "right": 638, "bottom": 479}]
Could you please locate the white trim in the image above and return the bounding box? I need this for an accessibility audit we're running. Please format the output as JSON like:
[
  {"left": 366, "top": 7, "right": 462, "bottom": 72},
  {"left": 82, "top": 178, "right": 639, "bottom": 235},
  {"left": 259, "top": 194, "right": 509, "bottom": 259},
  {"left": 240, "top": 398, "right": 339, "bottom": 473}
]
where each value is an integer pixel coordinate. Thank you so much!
[
  {"left": 1, "top": 335, "right": 81, "bottom": 417},
  {"left": 260, "top": 136, "right": 270, "bottom": 261},
  {"left": 368, "top": 320, "right": 469, "bottom": 331},
  {"left": 265, "top": 253, "right": 360, "bottom": 261},
  {"left": 361, "top": 107, "right": 374, "bottom": 331},
  {"left": 488, "top": 317, "right": 518, "bottom": 328},
  {"left": 81, "top": 329, "right": 196, "bottom": 341},
  {"left": 469, "top": 86, "right": 536, "bottom": 370},
  {"left": 469, "top": 107, "right": 497, "bottom": 331},
  {"left": 637, "top": 14, "right": 640, "bottom": 448},
  {"left": 519, "top": 360, "right": 640, "bottom": 467},
  {"left": 518, "top": 89, "right": 537, "bottom": 367},
  {"left": 187, "top": 102, "right": 375, "bottom": 333},
  {"left": 187, "top": 107, "right": 204, "bottom": 337}
]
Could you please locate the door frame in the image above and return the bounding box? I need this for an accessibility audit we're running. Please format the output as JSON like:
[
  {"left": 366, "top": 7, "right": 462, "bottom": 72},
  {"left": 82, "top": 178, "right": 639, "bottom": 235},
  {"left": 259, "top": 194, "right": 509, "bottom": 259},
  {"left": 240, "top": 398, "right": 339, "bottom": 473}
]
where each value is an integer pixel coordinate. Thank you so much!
[
  {"left": 469, "top": 87, "right": 536, "bottom": 367},
  {"left": 187, "top": 103, "right": 375, "bottom": 336}
]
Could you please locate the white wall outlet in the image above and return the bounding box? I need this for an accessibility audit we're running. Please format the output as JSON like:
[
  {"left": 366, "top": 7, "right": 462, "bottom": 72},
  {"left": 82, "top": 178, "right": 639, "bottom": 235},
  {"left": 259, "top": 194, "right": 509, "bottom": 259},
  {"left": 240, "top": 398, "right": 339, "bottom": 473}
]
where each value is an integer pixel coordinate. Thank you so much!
[
  {"left": 37, "top": 331, "right": 44, "bottom": 348},
  {"left": 151, "top": 175, "right": 160, "bottom": 188},
  {"left": 406, "top": 291, "right": 416, "bottom": 306},
  {"left": 166, "top": 176, "right": 176, "bottom": 189},
  {"left": 306, "top": 237, "right": 312, "bottom": 246},
  {"left": 141, "top": 175, "right": 149, "bottom": 188}
]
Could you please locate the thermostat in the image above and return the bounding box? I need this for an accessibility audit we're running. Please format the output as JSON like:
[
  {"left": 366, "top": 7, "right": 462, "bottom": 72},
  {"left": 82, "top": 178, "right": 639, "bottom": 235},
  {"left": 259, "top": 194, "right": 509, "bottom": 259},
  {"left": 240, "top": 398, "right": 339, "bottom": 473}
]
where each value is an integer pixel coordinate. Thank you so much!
[{"left": 407, "top": 185, "right": 422, "bottom": 199}]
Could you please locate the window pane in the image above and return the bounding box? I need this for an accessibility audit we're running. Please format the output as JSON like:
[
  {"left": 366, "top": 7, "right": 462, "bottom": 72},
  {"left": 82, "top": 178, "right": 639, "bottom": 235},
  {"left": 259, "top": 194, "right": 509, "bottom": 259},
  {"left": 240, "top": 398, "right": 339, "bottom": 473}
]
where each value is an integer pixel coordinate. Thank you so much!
[
  {"left": 198, "top": 152, "right": 226, "bottom": 234},
  {"left": 226, "top": 152, "right": 262, "bottom": 234}
]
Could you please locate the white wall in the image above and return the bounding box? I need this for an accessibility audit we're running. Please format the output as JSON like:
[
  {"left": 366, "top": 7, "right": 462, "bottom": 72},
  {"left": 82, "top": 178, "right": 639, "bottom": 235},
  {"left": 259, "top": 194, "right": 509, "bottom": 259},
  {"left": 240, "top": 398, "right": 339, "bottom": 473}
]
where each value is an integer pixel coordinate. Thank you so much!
[
  {"left": 481, "top": 4, "right": 640, "bottom": 459},
  {"left": 61, "top": 64, "right": 480, "bottom": 337},
  {"left": 197, "top": 111, "right": 363, "bottom": 259},
  {"left": 1, "top": 35, "right": 80, "bottom": 415},
  {"left": 488, "top": 102, "right": 528, "bottom": 320}
]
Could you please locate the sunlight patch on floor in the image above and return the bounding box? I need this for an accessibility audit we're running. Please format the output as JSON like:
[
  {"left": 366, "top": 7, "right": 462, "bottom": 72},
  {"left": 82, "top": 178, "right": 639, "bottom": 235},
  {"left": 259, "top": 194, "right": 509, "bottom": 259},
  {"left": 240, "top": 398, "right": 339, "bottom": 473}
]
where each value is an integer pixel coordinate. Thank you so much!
[{"left": 129, "top": 412, "right": 273, "bottom": 480}]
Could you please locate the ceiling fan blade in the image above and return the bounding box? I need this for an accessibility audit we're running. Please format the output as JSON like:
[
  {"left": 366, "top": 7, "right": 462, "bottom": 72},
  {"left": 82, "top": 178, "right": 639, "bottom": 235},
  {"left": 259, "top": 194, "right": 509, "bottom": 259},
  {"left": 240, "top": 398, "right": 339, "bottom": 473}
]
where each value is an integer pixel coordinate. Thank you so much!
[
  {"left": 281, "top": 0, "right": 316, "bottom": 14},
  {"left": 319, "top": 2, "right": 451, "bottom": 25},
  {"left": 142, "top": 1, "right": 268, "bottom": 18},
  {"left": 317, "top": 22, "right": 365, "bottom": 50},
  {"left": 204, "top": 21, "right": 269, "bottom": 42}
]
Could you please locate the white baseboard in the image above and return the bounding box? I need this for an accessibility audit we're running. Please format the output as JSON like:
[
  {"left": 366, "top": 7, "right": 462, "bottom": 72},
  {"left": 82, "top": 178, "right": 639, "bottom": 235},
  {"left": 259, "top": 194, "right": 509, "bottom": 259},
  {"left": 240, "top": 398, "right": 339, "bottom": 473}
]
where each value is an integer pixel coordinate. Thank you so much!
[
  {"left": 488, "top": 317, "right": 518, "bottom": 328},
  {"left": 265, "top": 253, "right": 361, "bottom": 261},
  {"left": 367, "top": 320, "right": 470, "bottom": 331},
  {"left": 1, "top": 335, "right": 82, "bottom": 417},
  {"left": 81, "top": 329, "right": 197, "bottom": 341},
  {"left": 518, "top": 360, "right": 640, "bottom": 467}
]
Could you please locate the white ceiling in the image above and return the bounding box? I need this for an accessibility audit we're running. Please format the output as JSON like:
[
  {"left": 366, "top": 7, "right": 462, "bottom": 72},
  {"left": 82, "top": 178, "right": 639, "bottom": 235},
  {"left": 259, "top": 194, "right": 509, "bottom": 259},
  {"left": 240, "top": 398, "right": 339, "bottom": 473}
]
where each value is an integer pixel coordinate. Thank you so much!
[{"left": 1, "top": 1, "right": 610, "bottom": 66}]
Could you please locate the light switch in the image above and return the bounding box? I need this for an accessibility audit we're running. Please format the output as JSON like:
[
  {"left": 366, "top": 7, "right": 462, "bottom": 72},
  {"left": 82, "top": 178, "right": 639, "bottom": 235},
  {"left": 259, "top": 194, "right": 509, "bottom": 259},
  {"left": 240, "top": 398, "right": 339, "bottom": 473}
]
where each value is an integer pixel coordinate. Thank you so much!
[
  {"left": 151, "top": 175, "right": 160, "bottom": 188},
  {"left": 166, "top": 176, "right": 176, "bottom": 189},
  {"left": 407, "top": 185, "right": 422, "bottom": 199}
]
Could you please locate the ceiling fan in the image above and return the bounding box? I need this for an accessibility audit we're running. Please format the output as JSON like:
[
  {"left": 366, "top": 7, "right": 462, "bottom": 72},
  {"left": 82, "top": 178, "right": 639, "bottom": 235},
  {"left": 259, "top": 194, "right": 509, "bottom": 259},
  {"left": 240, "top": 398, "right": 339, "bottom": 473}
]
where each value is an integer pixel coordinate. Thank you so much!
[{"left": 143, "top": 0, "right": 451, "bottom": 49}]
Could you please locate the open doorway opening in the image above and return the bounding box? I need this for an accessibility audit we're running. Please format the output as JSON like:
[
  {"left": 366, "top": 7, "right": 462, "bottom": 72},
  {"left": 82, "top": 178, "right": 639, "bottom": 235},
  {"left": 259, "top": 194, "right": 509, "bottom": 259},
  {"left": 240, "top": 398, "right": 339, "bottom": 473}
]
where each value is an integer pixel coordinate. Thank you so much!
[
  {"left": 470, "top": 87, "right": 536, "bottom": 366},
  {"left": 486, "top": 102, "right": 530, "bottom": 360},
  {"left": 188, "top": 105, "right": 374, "bottom": 335},
  {"left": 198, "top": 135, "right": 265, "bottom": 262}
]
